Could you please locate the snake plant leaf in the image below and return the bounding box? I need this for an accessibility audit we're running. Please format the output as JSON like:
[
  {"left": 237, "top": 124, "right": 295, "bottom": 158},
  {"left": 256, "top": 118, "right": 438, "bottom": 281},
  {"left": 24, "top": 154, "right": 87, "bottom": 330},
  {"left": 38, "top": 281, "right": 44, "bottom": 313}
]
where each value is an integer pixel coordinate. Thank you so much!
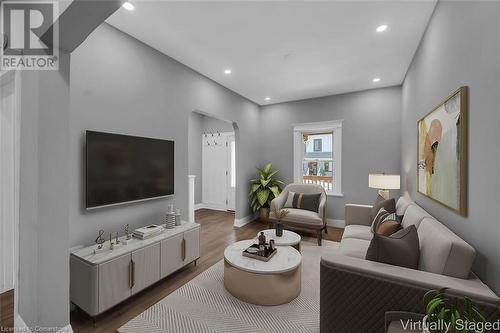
[
  {"left": 267, "top": 169, "right": 278, "bottom": 179},
  {"left": 251, "top": 183, "right": 261, "bottom": 193},
  {"left": 269, "top": 186, "right": 280, "bottom": 198},
  {"left": 262, "top": 162, "right": 273, "bottom": 175},
  {"left": 260, "top": 178, "right": 271, "bottom": 187},
  {"left": 256, "top": 188, "right": 270, "bottom": 206}
]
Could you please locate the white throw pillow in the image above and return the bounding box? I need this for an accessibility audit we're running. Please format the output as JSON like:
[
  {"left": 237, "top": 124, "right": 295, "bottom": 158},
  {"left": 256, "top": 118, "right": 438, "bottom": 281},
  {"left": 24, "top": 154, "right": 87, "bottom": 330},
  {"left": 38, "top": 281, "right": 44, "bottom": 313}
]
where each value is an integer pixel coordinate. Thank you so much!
[{"left": 284, "top": 191, "right": 295, "bottom": 208}]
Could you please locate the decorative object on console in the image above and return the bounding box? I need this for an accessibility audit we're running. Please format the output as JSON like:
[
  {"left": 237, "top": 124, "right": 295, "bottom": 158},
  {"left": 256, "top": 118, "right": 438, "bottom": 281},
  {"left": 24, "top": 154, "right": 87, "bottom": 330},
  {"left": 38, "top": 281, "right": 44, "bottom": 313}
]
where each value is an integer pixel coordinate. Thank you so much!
[
  {"left": 124, "top": 224, "right": 131, "bottom": 240},
  {"left": 95, "top": 229, "right": 105, "bottom": 249},
  {"left": 249, "top": 162, "right": 284, "bottom": 224},
  {"left": 366, "top": 225, "right": 420, "bottom": 269},
  {"left": 133, "top": 224, "right": 163, "bottom": 239},
  {"left": 165, "top": 205, "right": 176, "bottom": 229},
  {"left": 94, "top": 230, "right": 106, "bottom": 254},
  {"left": 175, "top": 208, "right": 182, "bottom": 226},
  {"left": 368, "top": 173, "right": 400, "bottom": 200},
  {"left": 417, "top": 87, "right": 468, "bottom": 216}
]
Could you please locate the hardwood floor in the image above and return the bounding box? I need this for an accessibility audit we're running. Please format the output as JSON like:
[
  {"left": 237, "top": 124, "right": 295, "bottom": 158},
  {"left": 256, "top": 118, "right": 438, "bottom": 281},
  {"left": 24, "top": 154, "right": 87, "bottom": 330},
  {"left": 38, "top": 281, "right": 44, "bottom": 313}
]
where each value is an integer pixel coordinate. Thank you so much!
[
  {"left": 0, "top": 289, "right": 14, "bottom": 330},
  {"left": 71, "top": 209, "right": 343, "bottom": 332}
]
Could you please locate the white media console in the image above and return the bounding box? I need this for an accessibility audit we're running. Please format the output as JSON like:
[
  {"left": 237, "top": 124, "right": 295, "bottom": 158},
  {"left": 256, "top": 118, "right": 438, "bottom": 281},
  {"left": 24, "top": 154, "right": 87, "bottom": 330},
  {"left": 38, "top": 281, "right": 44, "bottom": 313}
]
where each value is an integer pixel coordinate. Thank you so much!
[{"left": 70, "top": 221, "right": 200, "bottom": 317}]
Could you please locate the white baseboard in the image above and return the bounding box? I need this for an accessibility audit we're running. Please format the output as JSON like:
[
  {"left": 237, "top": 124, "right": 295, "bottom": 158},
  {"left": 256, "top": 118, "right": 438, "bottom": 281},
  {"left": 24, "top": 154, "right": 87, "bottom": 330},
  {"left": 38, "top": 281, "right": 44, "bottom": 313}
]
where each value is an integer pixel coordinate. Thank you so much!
[
  {"left": 326, "top": 219, "right": 345, "bottom": 228},
  {"left": 15, "top": 314, "right": 28, "bottom": 330},
  {"left": 234, "top": 213, "right": 258, "bottom": 228},
  {"left": 194, "top": 202, "right": 228, "bottom": 212},
  {"left": 15, "top": 315, "right": 73, "bottom": 332}
]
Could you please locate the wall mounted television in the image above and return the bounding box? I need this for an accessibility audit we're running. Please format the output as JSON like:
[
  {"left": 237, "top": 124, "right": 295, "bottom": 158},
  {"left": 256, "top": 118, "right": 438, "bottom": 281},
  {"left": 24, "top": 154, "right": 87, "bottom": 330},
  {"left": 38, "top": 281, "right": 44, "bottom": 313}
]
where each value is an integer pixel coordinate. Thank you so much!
[{"left": 86, "top": 130, "right": 174, "bottom": 209}]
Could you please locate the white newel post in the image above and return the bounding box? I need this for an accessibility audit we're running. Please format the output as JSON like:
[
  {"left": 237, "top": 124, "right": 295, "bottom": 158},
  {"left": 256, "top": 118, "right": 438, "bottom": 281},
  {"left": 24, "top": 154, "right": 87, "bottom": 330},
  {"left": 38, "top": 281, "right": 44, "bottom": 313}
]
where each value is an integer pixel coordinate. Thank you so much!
[{"left": 188, "top": 175, "right": 196, "bottom": 223}]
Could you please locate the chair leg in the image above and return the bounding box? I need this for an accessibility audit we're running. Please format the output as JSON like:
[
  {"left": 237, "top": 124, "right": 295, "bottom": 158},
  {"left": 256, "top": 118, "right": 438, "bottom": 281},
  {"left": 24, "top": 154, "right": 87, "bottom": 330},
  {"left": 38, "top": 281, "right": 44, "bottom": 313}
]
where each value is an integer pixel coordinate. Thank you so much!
[{"left": 317, "top": 229, "right": 322, "bottom": 246}]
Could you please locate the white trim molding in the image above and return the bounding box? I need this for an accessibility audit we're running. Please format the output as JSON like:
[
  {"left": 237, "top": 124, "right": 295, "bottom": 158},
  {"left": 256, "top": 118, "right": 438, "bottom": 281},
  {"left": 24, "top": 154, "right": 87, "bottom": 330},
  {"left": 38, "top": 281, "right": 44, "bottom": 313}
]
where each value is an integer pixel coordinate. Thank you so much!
[
  {"left": 14, "top": 316, "right": 73, "bottom": 333},
  {"left": 326, "top": 219, "right": 345, "bottom": 228},
  {"left": 293, "top": 119, "right": 343, "bottom": 196},
  {"left": 188, "top": 175, "right": 196, "bottom": 223},
  {"left": 234, "top": 213, "right": 258, "bottom": 228}
]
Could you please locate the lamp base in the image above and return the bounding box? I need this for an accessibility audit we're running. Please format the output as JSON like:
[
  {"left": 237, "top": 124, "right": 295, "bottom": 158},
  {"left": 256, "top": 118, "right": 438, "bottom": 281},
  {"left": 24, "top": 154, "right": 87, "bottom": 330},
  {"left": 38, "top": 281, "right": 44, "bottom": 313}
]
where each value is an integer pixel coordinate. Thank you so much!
[{"left": 378, "top": 189, "right": 390, "bottom": 200}]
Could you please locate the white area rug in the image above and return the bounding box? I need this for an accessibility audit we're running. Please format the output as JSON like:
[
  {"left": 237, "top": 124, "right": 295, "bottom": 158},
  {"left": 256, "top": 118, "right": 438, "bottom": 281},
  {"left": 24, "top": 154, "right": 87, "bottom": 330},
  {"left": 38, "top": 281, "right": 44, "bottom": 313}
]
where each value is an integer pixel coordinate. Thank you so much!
[{"left": 119, "top": 240, "right": 339, "bottom": 333}]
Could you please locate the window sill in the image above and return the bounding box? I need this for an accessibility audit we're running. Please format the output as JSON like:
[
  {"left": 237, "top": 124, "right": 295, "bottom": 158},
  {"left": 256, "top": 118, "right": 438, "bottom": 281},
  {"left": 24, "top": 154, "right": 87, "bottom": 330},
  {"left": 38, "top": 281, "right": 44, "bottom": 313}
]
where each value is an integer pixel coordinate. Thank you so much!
[{"left": 326, "top": 192, "right": 344, "bottom": 197}]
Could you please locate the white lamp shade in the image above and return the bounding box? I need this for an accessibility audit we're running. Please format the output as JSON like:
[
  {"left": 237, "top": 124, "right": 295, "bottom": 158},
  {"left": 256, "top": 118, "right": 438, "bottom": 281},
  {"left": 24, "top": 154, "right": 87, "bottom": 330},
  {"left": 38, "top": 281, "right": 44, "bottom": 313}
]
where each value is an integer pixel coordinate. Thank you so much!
[{"left": 369, "top": 174, "right": 400, "bottom": 190}]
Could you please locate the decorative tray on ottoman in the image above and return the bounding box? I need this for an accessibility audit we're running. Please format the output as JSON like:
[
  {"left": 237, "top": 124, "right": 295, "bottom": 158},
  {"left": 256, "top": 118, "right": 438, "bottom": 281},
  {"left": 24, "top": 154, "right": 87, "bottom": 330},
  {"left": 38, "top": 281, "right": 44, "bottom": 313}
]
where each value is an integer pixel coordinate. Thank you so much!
[{"left": 242, "top": 244, "right": 277, "bottom": 262}]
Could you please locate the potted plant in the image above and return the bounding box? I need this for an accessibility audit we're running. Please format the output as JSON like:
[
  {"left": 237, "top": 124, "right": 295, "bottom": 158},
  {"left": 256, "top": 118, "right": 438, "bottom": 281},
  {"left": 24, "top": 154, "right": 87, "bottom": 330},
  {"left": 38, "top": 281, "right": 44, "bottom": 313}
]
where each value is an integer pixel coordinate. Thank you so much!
[
  {"left": 423, "top": 288, "right": 486, "bottom": 333},
  {"left": 249, "top": 163, "right": 284, "bottom": 223}
]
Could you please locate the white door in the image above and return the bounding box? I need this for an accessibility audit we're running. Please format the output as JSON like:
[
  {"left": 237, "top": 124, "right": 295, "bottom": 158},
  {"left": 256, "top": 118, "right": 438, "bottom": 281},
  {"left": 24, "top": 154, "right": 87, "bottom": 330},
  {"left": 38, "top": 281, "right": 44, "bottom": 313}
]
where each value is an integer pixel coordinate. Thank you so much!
[
  {"left": 226, "top": 134, "right": 236, "bottom": 211},
  {"left": 202, "top": 134, "right": 228, "bottom": 210}
]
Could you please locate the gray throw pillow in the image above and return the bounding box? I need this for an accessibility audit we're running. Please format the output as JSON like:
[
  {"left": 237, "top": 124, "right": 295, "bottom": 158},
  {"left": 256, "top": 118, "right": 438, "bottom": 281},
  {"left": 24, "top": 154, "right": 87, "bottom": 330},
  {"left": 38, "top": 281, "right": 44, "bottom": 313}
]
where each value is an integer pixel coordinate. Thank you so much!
[
  {"left": 370, "top": 196, "right": 396, "bottom": 220},
  {"left": 365, "top": 225, "right": 420, "bottom": 269},
  {"left": 283, "top": 192, "right": 321, "bottom": 212}
]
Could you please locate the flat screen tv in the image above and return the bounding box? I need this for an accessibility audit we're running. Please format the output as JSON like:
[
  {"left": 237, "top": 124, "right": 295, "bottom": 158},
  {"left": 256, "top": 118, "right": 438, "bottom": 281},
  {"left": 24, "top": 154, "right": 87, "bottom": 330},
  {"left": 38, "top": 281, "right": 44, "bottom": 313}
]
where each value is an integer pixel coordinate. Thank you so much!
[{"left": 86, "top": 131, "right": 174, "bottom": 209}]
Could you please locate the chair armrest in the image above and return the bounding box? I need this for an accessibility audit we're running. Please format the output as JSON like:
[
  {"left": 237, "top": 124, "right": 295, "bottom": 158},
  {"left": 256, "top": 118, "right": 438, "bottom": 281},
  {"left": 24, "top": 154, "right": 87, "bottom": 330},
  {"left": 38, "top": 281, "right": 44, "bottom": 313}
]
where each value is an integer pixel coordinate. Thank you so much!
[
  {"left": 322, "top": 253, "right": 499, "bottom": 303},
  {"left": 320, "top": 254, "right": 500, "bottom": 333},
  {"left": 270, "top": 190, "right": 287, "bottom": 213},
  {"left": 345, "top": 203, "right": 372, "bottom": 226},
  {"left": 318, "top": 193, "right": 327, "bottom": 223}
]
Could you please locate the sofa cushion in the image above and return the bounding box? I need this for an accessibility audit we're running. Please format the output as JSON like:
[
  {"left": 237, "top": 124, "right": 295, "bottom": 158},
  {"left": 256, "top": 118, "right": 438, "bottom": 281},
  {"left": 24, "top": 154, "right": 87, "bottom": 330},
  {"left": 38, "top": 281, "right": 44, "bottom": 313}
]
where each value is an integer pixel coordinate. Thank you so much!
[
  {"left": 366, "top": 225, "right": 420, "bottom": 269},
  {"left": 284, "top": 191, "right": 321, "bottom": 213},
  {"left": 342, "top": 225, "right": 373, "bottom": 241},
  {"left": 376, "top": 218, "right": 401, "bottom": 236},
  {"left": 396, "top": 196, "right": 413, "bottom": 216},
  {"left": 401, "top": 204, "right": 431, "bottom": 229},
  {"left": 281, "top": 208, "right": 323, "bottom": 226},
  {"left": 371, "top": 208, "right": 391, "bottom": 232},
  {"left": 340, "top": 238, "right": 371, "bottom": 259},
  {"left": 417, "top": 218, "right": 475, "bottom": 279},
  {"left": 371, "top": 196, "right": 396, "bottom": 220}
]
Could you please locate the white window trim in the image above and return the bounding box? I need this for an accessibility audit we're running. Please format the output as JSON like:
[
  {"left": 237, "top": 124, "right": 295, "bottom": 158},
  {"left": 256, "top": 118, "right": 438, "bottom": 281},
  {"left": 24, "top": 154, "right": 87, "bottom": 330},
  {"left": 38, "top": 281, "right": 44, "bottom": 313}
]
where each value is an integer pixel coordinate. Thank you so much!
[{"left": 293, "top": 120, "right": 343, "bottom": 196}]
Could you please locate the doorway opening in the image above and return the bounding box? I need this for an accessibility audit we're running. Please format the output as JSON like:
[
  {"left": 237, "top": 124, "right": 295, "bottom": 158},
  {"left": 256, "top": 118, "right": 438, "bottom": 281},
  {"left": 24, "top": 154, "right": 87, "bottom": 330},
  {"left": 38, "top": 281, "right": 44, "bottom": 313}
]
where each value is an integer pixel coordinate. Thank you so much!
[{"left": 188, "top": 111, "right": 236, "bottom": 214}]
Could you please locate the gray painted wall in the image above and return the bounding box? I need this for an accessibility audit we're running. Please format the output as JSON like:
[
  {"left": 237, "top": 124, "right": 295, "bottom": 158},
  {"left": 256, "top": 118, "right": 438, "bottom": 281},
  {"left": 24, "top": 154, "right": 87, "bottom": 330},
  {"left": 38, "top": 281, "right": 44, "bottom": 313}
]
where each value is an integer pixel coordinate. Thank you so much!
[
  {"left": 188, "top": 112, "right": 233, "bottom": 204},
  {"left": 69, "top": 23, "right": 260, "bottom": 248},
  {"left": 401, "top": 0, "right": 500, "bottom": 292},
  {"left": 260, "top": 86, "right": 402, "bottom": 220}
]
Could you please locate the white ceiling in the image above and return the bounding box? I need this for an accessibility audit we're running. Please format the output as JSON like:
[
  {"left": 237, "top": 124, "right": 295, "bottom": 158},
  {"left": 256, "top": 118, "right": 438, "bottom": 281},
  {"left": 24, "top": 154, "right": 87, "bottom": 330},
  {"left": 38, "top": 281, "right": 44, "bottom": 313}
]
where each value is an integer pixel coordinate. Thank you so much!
[{"left": 107, "top": 1, "right": 436, "bottom": 105}]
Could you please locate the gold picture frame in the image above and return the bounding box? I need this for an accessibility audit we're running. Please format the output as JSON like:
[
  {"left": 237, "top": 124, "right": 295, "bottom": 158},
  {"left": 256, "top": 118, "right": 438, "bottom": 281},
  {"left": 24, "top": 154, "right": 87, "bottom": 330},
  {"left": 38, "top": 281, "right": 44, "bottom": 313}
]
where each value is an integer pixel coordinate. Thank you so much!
[{"left": 417, "top": 87, "right": 467, "bottom": 216}]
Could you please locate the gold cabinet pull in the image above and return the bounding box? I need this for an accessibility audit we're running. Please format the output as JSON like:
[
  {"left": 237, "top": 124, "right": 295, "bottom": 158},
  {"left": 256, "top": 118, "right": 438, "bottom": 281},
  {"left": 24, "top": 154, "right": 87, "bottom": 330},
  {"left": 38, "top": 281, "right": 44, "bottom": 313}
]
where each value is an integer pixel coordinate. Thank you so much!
[
  {"left": 182, "top": 238, "right": 186, "bottom": 261},
  {"left": 129, "top": 260, "right": 133, "bottom": 289},
  {"left": 129, "top": 259, "right": 136, "bottom": 289}
]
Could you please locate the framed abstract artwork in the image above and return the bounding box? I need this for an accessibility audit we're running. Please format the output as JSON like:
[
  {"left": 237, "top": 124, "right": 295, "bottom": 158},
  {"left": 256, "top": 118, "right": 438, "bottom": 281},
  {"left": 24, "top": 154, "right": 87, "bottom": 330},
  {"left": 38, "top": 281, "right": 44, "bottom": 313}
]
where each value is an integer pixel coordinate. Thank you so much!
[{"left": 417, "top": 87, "right": 467, "bottom": 216}]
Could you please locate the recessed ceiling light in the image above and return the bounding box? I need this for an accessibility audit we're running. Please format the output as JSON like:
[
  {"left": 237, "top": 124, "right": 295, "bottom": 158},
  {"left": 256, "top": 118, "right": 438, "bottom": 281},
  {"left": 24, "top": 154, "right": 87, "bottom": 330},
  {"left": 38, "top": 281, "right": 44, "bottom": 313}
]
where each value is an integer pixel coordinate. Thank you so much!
[
  {"left": 372, "top": 78, "right": 381, "bottom": 83},
  {"left": 122, "top": 2, "right": 134, "bottom": 10},
  {"left": 376, "top": 24, "right": 388, "bottom": 33},
  {"left": 265, "top": 97, "right": 271, "bottom": 101},
  {"left": 224, "top": 69, "right": 232, "bottom": 75}
]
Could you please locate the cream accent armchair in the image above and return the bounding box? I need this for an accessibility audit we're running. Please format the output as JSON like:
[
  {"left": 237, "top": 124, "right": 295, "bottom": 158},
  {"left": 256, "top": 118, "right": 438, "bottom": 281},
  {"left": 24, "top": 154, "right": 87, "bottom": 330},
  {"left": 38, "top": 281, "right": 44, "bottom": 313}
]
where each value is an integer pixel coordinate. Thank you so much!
[{"left": 270, "top": 183, "right": 327, "bottom": 245}]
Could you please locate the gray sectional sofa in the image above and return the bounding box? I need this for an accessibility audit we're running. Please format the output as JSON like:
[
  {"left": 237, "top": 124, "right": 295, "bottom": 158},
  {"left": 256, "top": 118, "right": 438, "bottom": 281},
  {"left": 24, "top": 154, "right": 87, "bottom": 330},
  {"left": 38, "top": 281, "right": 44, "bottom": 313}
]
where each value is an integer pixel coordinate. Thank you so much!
[{"left": 320, "top": 196, "right": 500, "bottom": 332}]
